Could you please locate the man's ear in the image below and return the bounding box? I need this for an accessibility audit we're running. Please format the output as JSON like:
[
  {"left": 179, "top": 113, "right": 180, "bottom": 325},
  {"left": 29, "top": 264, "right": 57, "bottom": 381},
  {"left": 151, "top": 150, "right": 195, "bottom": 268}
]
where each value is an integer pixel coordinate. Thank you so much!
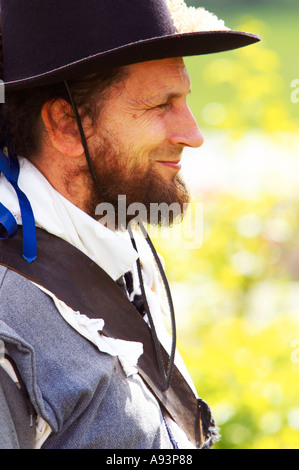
[{"left": 41, "top": 99, "right": 84, "bottom": 157}]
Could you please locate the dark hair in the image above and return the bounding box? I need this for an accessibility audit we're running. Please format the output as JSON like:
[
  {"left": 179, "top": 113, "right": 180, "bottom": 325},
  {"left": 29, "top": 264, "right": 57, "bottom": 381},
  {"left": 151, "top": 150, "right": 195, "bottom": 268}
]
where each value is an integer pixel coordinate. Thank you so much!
[{"left": 0, "top": 67, "right": 125, "bottom": 160}]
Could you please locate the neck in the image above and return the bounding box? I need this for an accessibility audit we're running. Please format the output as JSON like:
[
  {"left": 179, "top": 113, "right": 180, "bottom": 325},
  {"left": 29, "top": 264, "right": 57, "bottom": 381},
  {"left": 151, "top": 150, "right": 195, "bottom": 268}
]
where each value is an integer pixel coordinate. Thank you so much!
[{"left": 31, "top": 153, "right": 100, "bottom": 218}]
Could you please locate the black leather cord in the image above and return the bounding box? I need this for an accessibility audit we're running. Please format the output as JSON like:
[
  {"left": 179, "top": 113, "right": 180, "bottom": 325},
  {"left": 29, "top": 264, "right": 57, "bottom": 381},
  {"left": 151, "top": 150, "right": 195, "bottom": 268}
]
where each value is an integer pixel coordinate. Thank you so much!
[
  {"left": 128, "top": 221, "right": 177, "bottom": 391},
  {"left": 63, "top": 80, "right": 108, "bottom": 203},
  {"left": 64, "top": 80, "right": 177, "bottom": 391},
  {"left": 138, "top": 221, "right": 177, "bottom": 386}
]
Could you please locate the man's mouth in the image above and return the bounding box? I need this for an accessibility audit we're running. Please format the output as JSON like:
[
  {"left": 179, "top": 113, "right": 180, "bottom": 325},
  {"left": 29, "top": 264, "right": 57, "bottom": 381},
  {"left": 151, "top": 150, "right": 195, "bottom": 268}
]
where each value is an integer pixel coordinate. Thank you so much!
[{"left": 156, "top": 160, "right": 181, "bottom": 171}]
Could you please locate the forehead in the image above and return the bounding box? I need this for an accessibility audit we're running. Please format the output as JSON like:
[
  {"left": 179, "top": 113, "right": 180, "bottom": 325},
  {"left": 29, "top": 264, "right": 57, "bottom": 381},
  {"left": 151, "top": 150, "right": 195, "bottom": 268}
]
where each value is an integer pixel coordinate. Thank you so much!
[{"left": 121, "top": 57, "right": 191, "bottom": 99}]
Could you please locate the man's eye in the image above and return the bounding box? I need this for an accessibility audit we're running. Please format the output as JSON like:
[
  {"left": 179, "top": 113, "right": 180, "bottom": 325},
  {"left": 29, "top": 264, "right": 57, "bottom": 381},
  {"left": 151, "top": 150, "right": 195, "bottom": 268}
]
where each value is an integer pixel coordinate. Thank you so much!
[{"left": 156, "top": 102, "right": 168, "bottom": 110}]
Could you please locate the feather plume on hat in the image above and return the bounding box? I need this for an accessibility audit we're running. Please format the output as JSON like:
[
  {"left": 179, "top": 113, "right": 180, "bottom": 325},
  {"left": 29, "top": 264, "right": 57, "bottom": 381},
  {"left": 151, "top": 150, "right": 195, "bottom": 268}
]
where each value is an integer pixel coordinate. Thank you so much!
[{"left": 166, "top": 0, "right": 229, "bottom": 33}]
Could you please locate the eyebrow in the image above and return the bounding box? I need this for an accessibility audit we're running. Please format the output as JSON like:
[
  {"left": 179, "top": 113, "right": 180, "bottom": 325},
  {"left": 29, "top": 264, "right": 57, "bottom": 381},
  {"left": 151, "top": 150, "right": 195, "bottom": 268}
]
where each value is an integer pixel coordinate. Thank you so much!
[{"left": 159, "top": 88, "right": 192, "bottom": 101}]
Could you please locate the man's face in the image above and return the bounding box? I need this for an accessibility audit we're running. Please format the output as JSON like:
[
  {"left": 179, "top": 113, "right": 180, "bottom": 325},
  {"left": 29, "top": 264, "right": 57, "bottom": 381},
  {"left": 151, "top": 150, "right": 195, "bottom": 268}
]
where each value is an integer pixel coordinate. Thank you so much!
[{"left": 88, "top": 57, "right": 204, "bottom": 226}]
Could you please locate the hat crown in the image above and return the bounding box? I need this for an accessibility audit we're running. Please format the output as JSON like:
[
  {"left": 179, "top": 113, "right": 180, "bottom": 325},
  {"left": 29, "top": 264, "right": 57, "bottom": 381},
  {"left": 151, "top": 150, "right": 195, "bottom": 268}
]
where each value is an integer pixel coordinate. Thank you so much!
[
  {"left": 1, "top": 0, "right": 176, "bottom": 83},
  {"left": 0, "top": 0, "right": 260, "bottom": 89}
]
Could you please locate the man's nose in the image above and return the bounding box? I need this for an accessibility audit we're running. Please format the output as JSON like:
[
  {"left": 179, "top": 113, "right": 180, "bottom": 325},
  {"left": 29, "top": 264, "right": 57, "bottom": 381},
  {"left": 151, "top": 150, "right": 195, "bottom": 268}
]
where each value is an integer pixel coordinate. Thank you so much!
[{"left": 169, "top": 105, "right": 204, "bottom": 149}]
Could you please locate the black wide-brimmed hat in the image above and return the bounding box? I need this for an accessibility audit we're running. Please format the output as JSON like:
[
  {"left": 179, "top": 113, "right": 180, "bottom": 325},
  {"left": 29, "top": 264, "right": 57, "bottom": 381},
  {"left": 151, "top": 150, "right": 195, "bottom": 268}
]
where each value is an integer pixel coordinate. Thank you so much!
[{"left": 1, "top": 0, "right": 260, "bottom": 91}]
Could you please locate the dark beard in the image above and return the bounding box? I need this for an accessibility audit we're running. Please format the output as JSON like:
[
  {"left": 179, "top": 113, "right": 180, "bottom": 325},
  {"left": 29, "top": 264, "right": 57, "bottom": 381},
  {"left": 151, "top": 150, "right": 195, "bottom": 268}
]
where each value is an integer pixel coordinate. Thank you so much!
[{"left": 86, "top": 140, "right": 191, "bottom": 229}]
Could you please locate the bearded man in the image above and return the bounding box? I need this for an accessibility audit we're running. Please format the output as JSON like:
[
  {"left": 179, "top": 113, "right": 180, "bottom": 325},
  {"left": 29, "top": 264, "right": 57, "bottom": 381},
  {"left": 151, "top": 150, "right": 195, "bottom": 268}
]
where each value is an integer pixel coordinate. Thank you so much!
[{"left": 0, "top": 0, "right": 260, "bottom": 450}]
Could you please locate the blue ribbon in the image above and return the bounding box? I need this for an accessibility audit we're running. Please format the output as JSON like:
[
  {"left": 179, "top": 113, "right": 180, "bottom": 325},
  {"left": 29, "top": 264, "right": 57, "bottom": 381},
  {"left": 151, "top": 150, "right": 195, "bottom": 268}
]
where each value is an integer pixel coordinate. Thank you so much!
[
  {"left": 0, "top": 202, "right": 18, "bottom": 239},
  {"left": 0, "top": 151, "right": 37, "bottom": 262}
]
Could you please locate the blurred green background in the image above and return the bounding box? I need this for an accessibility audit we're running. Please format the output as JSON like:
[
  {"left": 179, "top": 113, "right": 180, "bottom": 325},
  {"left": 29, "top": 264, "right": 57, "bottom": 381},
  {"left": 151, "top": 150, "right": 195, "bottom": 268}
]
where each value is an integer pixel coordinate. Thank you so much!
[{"left": 155, "top": 0, "right": 299, "bottom": 449}]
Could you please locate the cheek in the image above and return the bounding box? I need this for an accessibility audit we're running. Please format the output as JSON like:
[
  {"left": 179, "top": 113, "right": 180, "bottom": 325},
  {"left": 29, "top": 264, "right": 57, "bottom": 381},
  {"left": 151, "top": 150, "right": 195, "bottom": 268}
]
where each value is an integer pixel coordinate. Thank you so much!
[
  {"left": 93, "top": 114, "right": 168, "bottom": 173},
  {"left": 125, "top": 110, "right": 168, "bottom": 147}
]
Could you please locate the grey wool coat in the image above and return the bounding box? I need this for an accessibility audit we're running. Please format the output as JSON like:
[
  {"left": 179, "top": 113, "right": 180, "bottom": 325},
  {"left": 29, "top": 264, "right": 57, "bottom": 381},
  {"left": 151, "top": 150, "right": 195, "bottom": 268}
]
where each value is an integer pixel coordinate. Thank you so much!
[{"left": 0, "top": 265, "right": 175, "bottom": 449}]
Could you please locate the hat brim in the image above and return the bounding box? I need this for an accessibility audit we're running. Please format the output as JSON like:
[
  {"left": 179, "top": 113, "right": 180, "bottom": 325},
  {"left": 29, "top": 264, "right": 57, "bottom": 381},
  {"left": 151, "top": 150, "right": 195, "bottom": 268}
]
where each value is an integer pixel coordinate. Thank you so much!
[{"left": 4, "top": 30, "right": 261, "bottom": 90}]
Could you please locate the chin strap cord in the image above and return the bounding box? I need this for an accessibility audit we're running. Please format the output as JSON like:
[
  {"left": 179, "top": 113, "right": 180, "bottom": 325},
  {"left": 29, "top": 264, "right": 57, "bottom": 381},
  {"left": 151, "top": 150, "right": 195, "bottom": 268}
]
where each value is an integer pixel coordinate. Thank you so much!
[
  {"left": 64, "top": 80, "right": 108, "bottom": 202},
  {"left": 128, "top": 221, "right": 177, "bottom": 391},
  {"left": 65, "top": 80, "right": 177, "bottom": 390}
]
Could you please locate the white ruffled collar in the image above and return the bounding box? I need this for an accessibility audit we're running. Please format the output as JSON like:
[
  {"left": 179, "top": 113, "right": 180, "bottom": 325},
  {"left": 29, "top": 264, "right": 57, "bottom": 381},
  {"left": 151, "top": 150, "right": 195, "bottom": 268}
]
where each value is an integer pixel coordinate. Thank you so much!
[{"left": 0, "top": 157, "right": 138, "bottom": 280}]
